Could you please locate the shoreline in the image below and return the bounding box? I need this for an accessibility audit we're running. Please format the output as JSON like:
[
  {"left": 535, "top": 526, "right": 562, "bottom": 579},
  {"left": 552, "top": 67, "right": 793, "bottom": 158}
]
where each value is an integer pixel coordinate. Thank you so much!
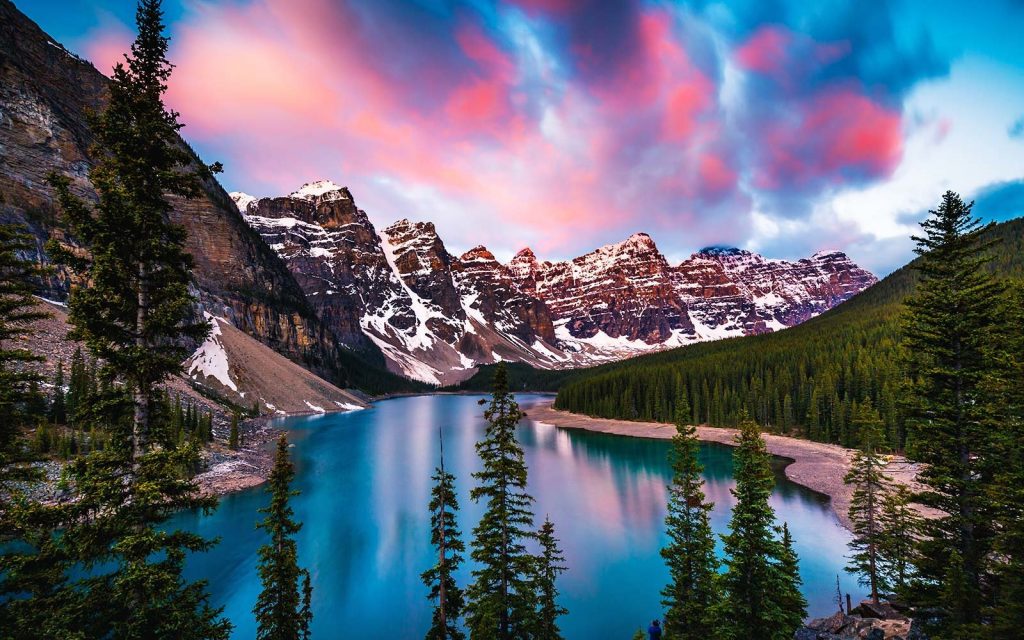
[
  {"left": 526, "top": 399, "right": 932, "bottom": 531},
  {"left": 195, "top": 408, "right": 351, "bottom": 497}
]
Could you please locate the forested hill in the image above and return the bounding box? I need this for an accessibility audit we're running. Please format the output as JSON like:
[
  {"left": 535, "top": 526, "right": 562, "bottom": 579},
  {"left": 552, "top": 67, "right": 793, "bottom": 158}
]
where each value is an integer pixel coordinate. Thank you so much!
[{"left": 547, "top": 216, "right": 1024, "bottom": 450}]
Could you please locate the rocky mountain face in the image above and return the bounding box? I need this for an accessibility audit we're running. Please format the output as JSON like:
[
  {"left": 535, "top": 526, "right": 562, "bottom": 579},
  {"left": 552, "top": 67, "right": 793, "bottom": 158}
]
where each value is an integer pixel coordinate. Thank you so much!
[
  {"left": 235, "top": 183, "right": 566, "bottom": 385},
  {"left": 234, "top": 182, "right": 877, "bottom": 384},
  {"left": 0, "top": 0, "right": 360, "bottom": 386}
]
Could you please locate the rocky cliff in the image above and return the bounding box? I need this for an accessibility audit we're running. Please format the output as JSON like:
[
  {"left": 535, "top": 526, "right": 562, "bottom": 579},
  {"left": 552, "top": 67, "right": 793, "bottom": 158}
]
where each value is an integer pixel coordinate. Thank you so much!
[{"left": 0, "top": 0, "right": 372, "bottom": 387}]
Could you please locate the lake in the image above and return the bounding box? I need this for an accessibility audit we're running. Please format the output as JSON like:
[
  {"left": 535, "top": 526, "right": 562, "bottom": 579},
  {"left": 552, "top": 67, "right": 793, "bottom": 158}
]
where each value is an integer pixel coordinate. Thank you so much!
[{"left": 171, "top": 394, "right": 858, "bottom": 639}]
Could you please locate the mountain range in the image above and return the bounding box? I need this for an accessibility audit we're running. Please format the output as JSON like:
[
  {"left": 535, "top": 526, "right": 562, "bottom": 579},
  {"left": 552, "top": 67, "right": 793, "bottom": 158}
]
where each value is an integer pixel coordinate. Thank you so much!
[{"left": 232, "top": 182, "right": 876, "bottom": 384}]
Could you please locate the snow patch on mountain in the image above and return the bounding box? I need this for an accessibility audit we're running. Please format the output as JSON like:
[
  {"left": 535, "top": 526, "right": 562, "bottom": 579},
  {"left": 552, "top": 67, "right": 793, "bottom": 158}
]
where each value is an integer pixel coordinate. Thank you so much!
[
  {"left": 290, "top": 180, "right": 348, "bottom": 202},
  {"left": 186, "top": 314, "right": 238, "bottom": 392}
]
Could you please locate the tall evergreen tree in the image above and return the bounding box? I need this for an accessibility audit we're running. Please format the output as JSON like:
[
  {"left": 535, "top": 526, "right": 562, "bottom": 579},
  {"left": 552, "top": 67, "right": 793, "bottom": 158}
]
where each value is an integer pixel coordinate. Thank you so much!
[
  {"left": 661, "top": 391, "right": 720, "bottom": 638},
  {"left": 422, "top": 434, "right": 466, "bottom": 640},
  {"left": 902, "top": 191, "right": 1003, "bottom": 634},
  {"left": 50, "top": 360, "right": 67, "bottom": 425},
  {"left": 844, "top": 399, "right": 890, "bottom": 603},
  {"left": 9, "top": 2, "right": 231, "bottom": 637},
  {"left": 533, "top": 517, "right": 567, "bottom": 640},
  {"left": 229, "top": 412, "right": 240, "bottom": 450},
  {"left": 987, "top": 281, "right": 1024, "bottom": 638},
  {"left": 718, "top": 414, "right": 801, "bottom": 640},
  {"left": 876, "top": 485, "right": 920, "bottom": 600},
  {"left": 777, "top": 523, "right": 808, "bottom": 633},
  {"left": 254, "top": 435, "right": 310, "bottom": 640},
  {"left": 0, "top": 223, "right": 47, "bottom": 460},
  {"left": 465, "top": 363, "right": 538, "bottom": 640}
]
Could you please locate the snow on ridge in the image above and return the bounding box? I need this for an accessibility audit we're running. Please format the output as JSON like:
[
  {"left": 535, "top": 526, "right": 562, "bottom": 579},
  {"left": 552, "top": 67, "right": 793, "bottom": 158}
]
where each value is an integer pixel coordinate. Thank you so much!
[
  {"left": 290, "top": 180, "right": 348, "bottom": 202},
  {"left": 229, "top": 191, "right": 258, "bottom": 214},
  {"left": 186, "top": 314, "right": 238, "bottom": 392}
]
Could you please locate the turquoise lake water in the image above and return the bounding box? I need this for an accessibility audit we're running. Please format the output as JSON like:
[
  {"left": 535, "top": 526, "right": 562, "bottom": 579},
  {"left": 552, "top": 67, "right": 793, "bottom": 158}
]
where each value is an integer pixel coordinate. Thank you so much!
[{"left": 171, "top": 394, "right": 858, "bottom": 639}]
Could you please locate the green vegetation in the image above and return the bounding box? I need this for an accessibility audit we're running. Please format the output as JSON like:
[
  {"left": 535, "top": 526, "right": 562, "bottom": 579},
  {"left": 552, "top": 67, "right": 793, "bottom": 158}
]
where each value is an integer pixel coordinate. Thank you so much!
[
  {"left": 422, "top": 438, "right": 466, "bottom": 640},
  {"left": 717, "top": 415, "right": 806, "bottom": 640},
  {"left": 254, "top": 435, "right": 312, "bottom": 640},
  {"left": 554, "top": 215, "right": 1024, "bottom": 451},
  {"left": 465, "top": 365, "right": 543, "bottom": 638},
  {"left": 843, "top": 400, "right": 892, "bottom": 603},
  {"left": 660, "top": 392, "right": 720, "bottom": 637}
]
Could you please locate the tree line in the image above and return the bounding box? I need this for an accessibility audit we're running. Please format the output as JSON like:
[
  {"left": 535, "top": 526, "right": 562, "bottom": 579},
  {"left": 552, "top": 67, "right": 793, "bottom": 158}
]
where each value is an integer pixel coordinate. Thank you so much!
[{"left": 554, "top": 217, "right": 1024, "bottom": 455}]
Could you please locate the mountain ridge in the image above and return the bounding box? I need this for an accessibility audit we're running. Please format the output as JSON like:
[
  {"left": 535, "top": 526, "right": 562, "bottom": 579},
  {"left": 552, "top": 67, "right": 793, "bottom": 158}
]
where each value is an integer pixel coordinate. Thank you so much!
[{"left": 232, "top": 182, "right": 877, "bottom": 384}]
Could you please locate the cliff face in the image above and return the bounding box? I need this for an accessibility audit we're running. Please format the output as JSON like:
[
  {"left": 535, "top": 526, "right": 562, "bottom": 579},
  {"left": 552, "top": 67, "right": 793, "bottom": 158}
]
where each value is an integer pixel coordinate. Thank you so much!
[
  {"left": 0, "top": 0, "right": 350, "bottom": 383},
  {"left": 234, "top": 185, "right": 566, "bottom": 385}
]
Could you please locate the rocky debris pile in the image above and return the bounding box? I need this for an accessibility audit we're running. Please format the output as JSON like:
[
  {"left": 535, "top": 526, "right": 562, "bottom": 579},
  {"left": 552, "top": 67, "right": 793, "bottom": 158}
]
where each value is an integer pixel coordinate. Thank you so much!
[{"left": 795, "top": 604, "right": 927, "bottom": 640}]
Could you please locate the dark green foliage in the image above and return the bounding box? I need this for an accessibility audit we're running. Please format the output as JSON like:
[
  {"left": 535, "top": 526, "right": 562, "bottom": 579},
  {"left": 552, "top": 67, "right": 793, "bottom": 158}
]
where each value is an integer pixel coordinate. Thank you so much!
[
  {"left": 229, "top": 412, "right": 240, "bottom": 450},
  {"left": 254, "top": 435, "right": 311, "bottom": 640},
  {"left": 719, "top": 415, "right": 805, "bottom": 640},
  {"left": 50, "top": 360, "right": 67, "bottom": 425},
  {"left": 465, "top": 363, "right": 539, "bottom": 640},
  {"left": 1, "top": 2, "right": 231, "bottom": 637},
  {"left": 0, "top": 223, "right": 48, "bottom": 456},
  {"left": 661, "top": 391, "right": 720, "bottom": 638},
  {"left": 902, "top": 192, "right": 1003, "bottom": 636},
  {"left": 554, "top": 217, "right": 1024, "bottom": 450},
  {"left": 777, "top": 523, "right": 808, "bottom": 634},
  {"left": 987, "top": 281, "right": 1024, "bottom": 638},
  {"left": 844, "top": 400, "right": 890, "bottom": 603},
  {"left": 876, "top": 485, "right": 920, "bottom": 600},
  {"left": 422, "top": 442, "right": 466, "bottom": 640},
  {"left": 533, "top": 517, "right": 567, "bottom": 640}
]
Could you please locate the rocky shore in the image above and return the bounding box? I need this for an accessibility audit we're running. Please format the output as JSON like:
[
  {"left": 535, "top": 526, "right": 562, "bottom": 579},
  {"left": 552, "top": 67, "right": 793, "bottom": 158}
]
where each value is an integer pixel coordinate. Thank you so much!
[{"left": 524, "top": 399, "right": 937, "bottom": 531}]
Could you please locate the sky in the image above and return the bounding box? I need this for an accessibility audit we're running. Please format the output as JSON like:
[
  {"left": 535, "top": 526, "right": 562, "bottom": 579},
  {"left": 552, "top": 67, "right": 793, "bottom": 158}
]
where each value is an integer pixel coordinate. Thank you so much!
[{"left": 23, "top": 0, "right": 1024, "bottom": 274}]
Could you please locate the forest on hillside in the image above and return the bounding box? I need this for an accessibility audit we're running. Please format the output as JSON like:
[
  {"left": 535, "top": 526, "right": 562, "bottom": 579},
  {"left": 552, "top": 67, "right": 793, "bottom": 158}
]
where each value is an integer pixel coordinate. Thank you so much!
[{"left": 552, "top": 217, "right": 1024, "bottom": 451}]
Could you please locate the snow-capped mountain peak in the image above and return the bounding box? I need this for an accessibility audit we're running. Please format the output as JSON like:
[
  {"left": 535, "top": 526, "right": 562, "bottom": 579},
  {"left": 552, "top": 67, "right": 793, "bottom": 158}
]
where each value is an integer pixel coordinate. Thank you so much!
[
  {"left": 239, "top": 180, "right": 877, "bottom": 385},
  {"left": 289, "top": 180, "right": 350, "bottom": 203},
  {"left": 229, "top": 191, "right": 258, "bottom": 215}
]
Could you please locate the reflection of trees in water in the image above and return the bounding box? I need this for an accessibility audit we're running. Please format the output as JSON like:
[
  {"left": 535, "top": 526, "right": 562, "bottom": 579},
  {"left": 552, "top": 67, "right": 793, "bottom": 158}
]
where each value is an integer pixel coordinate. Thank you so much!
[{"left": 520, "top": 419, "right": 827, "bottom": 504}]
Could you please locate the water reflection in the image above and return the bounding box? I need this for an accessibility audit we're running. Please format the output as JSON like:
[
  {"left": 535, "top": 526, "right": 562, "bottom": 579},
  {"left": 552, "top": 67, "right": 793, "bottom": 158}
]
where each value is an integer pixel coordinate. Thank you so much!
[{"left": 172, "top": 394, "right": 856, "bottom": 640}]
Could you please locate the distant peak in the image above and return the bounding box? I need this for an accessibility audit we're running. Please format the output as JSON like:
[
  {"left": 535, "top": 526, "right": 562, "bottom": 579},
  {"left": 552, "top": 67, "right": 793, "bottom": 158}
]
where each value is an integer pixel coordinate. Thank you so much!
[
  {"left": 289, "top": 180, "right": 349, "bottom": 202},
  {"left": 461, "top": 245, "right": 496, "bottom": 262},
  {"left": 229, "top": 191, "right": 258, "bottom": 214},
  {"left": 696, "top": 245, "right": 745, "bottom": 257},
  {"left": 513, "top": 247, "right": 536, "bottom": 260},
  {"left": 810, "top": 249, "right": 848, "bottom": 260}
]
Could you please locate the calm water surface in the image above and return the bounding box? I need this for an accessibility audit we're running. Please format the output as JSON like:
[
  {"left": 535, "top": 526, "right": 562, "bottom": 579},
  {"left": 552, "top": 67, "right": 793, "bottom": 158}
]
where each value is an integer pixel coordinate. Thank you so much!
[{"left": 171, "top": 394, "right": 858, "bottom": 639}]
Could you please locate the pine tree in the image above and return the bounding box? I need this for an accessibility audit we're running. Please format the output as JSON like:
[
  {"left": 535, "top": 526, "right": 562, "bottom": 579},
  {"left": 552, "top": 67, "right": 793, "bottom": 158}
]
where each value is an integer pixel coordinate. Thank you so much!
[
  {"left": 777, "top": 523, "right": 808, "bottom": 633},
  {"left": 422, "top": 434, "right": 466, "bottom": 640},
  {"left": 719, "top": 414, "right": 800, "bottom": 640},
  {"left": 987, "top": 281, "right": 1024, "bottom": 638},
  {"left": 229, "top": 412, "right": 240, "bottom": 450},
  {"left": 844, "top": 399, "right": 890, "bottom": 603},
  {"left": 533, "top": 517, "right": 567, "bottom": 640},
  {"left": 0, "top": 223, "right": 48, "bottom": 459},
  {"left": 876, "top": 485, "right": 919, "bottom": 600},
  {"left": 254, "top": 435, "right": 310, "bottom": 640},
  {"left": 50, "top": 360, "right": 67, "bottom": 425},
  {"left": 902, "top": 191, "right": 1003, "bottom": 633},
  {"left": 661, "top": 391, "right": 720, "bottom": 638},
  {"left": 299, "top": 570, "right": 312, "bottom": 640},
  {"left": 465, "top": 363, "right": 538, "bottom": 640},
  {"left": 10, "top": 1, "right": 231, "bottom": 637}
]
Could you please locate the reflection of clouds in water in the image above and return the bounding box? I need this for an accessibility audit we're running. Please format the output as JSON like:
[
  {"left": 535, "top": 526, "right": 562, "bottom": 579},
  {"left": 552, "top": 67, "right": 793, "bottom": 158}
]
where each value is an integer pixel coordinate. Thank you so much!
[{"left": 177, "top": 394, "right": 857, "bottom": 639}]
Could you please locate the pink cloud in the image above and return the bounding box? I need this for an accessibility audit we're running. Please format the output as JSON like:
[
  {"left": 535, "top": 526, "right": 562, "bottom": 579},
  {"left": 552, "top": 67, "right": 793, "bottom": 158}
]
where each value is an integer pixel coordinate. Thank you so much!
[
  {"left": 71, "top": 0, "right": 912, "bottom": 260},
  {"left": 752, "top": 88, "right": 903, "bottom": 190},
  {"left": 735, "top": 26, "right": 791, "bottom": 76}
]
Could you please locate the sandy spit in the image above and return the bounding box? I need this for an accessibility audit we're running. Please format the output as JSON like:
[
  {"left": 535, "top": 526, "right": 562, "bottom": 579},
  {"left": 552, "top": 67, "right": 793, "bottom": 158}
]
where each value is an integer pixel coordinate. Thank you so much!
[{"left": 525, "top": 399, "right": 935, "bottom": 531}]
